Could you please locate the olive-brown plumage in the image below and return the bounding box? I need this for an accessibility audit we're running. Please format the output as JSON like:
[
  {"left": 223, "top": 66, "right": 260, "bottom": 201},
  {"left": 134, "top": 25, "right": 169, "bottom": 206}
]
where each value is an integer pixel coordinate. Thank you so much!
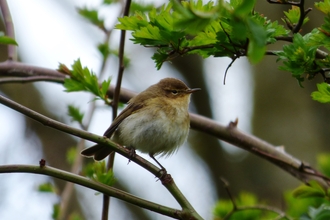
[{"left": 81, "top": 78, "right": 200, "bottom": 164}]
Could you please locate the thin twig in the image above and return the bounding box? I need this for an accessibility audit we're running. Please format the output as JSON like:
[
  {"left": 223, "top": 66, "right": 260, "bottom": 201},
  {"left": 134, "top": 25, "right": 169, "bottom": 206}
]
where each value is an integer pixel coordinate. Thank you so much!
[
  {"left": 59, "top": 9, "right": 118, "bottom": 217},
  {"left": 0, "top": 93, "right": 202, "bottom": 219},
  {"left": 0, "top": 164, "right": 192, "bottom": 219},
  {"left": 0, "top": 0, "right": 17, "bottom": 61},
  {"left": 103, "top": 0, "right": 132, "bottom": 219},
  {"left": 58, "top": 101, "right": 96, "bottom": 220},
  {"left": 293, "top": 0, "right": 305, "bottom": 33}
]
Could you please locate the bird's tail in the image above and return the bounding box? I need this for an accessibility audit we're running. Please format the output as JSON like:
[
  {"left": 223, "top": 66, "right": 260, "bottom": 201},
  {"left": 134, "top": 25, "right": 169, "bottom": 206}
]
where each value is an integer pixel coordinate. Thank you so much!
[{"left": 81, "top": 144, "right": 113, "bottom": 161}]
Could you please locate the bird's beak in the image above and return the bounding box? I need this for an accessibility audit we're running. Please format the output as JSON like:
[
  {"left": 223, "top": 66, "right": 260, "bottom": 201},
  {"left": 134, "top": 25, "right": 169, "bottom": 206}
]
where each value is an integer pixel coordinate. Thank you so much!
[{"left": 186, "top": 88, "right": 201, "bottom": 93}]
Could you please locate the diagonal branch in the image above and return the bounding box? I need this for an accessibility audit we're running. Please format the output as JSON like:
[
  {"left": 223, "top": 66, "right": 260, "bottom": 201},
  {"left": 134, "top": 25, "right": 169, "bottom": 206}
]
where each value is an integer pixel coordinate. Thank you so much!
[
  {"left": 0, "top": 93, "right": 202, "bottom": 219},
  {"left": 0, "top": 63, "right": 329, "bottom": 188},
  {"left": 0, "top": 164, "right": 193, "bottom": 219}
]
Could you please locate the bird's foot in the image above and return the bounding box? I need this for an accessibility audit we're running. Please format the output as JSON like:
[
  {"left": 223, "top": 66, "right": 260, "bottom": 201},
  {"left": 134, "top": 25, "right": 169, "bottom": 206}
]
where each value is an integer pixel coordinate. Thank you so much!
[{"left": 126, "top": 147, "right": 136, "bottom": 164}]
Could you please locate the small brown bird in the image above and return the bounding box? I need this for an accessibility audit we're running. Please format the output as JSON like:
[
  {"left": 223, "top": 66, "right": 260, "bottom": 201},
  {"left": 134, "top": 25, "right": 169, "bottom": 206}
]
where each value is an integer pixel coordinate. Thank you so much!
[{"left": 81, "top": 78, "right": 200, "bottom": 167}]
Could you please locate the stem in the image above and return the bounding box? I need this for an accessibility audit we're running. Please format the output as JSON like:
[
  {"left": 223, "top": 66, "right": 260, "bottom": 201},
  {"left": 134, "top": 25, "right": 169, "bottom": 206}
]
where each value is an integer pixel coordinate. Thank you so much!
[
  {"left": 58, "top": 101, "right": 96, "bottom": 220},
  {"left": 103, "top": 0, "right": 132, "bottom": 219},
  {"left": 0, "top": 0, "right": 17, "bottom": 61},
  {"left": 0, "top": 92, "right": 200, "bottom": 219},
  {"left": 0, "top": 164, "right": 191, "bottom": 219}
]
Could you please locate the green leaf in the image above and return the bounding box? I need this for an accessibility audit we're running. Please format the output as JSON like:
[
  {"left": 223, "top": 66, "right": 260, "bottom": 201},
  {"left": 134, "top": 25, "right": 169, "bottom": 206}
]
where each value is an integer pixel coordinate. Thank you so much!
[
  {"left": 213, "top": 191, "right": 269, "bottom": 219},
  {"left": 83, "top": 161, "right": 116, "bottom": 186},
  {"left": 67, "top": 105, "right": 84, "bottom": 124},
  {"left": 66, "top": 147, "right": 77, "bottom": 165},
  {"left": 306, "top": 204, "right": 330, "bottom": 220},
  {"left": 276, "top": 33, "right": 319, "bottom": 83},
  {"left": 52, "top": 203, "right": 60, "bottom": 220},
  {"left": 103, "top": 0, "right": 117, "bottom": 5},
  {"left": 172, "top": 0, "right": 218, "bottom": 35},
  {"left": 116, "top": 12, "right": 149, "bottom": 31},
  {"left": 235, "top": 0, "right": 256, "bottom": 17},
  {"left": 315, "top": 0, "right": 330, "bottom": 15},
  {"left": 152, "top": 51, "right": 168, "bottom": 70},
  {"left": 78, "top": 7, "right": 105, "bottom": 30},
  {"left": 38, "top": 182, "right": 57, "bottom": 193},
  {"left": 101, "top": 78, "right": 111, "bottom": 97},
  {"left": 285, "top": 190, "right": 326, "bottom": 218},
  {"left": 0, "top": 35, "right": 18, "bottom": 46},
  {"left": 293, "top": 181, "right": 326, "bottom": 199},
  {"left": 252, "top": 13, "right": 290, "bottom": 44},
  {"left": 110, "top": 49, "right": 130, "bottom": 67},
  {"left": 246, "top": 18, "right": 267, "bottom": 63},
  {"left": 311, "top": 83, "right": 330, "bottom": 103},
  {"left": 213, "top": 199, "right": 233, "bottom": 218},
  {"left": 67, "top": 213, "right": 83, "bottom": 220},
  {"left": 62, "top": 59, "right": 111, "bottom": 102},
  {"left": 97, "top": 43, "right": 111, "bottom": 60},
  {"left": 130, "top": 2, "right": 155, "bottom": 14},
  {"left": 317, "top": 153, "right": 330, "bottom": 177},
  {"left": 284, "top": 6, "right": 309, "bottom": 27}
]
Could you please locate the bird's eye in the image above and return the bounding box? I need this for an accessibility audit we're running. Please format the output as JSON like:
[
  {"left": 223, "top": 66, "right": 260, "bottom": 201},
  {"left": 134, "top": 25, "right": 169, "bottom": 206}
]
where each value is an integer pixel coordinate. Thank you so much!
[{"left": 171, "top": 90, "right": 178, "bottom": 95}]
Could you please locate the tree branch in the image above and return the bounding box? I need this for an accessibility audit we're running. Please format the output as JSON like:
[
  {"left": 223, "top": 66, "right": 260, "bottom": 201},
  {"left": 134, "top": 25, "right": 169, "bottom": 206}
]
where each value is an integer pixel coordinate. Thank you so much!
[
  {"left": 0, "top": 164, "right": 196, "bottom": 219},
  {"left": 0, "top": 62, "right": 329, "bottom": 188},
  {"left": 0, "top": 93, "right": 202, "bottom": 219}
]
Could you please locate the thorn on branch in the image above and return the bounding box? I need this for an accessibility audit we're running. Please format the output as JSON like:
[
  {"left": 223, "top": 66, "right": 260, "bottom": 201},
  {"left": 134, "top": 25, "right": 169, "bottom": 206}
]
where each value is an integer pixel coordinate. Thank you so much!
[
  {"left": 39, "top": 159, "right": 46, "bottom": 167},
  {"left": 229, "top": 118, "right": 239, "bottom": 128}
]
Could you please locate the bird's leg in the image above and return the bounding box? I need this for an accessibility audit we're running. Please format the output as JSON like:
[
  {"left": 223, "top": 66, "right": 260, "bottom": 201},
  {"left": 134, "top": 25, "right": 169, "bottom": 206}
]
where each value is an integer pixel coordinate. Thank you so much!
[
  {"left": 126, "top": 146, "right": 136, "bottom": 163},
  {"left": 149, "top": 153, "right": 173, "bottom": 183},
  {"left": 149, "top": 153, "right": 165, "bottom": 170}
]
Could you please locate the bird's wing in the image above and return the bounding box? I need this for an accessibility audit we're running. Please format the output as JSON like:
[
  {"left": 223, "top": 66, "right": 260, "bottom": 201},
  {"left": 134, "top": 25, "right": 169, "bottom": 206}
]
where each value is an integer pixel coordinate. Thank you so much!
[{"left": 103, "top": 102, "right": 144, "bottom": 138}]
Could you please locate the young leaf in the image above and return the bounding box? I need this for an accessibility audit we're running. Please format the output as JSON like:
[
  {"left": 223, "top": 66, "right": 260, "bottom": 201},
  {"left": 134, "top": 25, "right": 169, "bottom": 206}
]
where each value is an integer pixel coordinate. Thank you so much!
[
  {"left": 306, "top": 204, "right": 330, "bottom": 219},
  {"left": 77, "top": 7, "right": 105, "bottom": 30},
  {"left": 97, "top": 43, "right": 111, "bottom": 60},
  {"left": 283, "top": 6, "right": 309, "bottom": 27},
  {"left": 38, "top": 182, "right": 57, "bottom": 193},
  {"left": 62, "top": 59, "right": 111, "bottom": 102},
  {"left": 317, "top": 153, "right": 330, "bottom": 177},
  {"left": 246, "top": 18, "right": 267, "bottom": 63},
  {"left": 315, "top": 0, "right": 330, "bottom": 15},
  {"left": 235, "top": 0, "right": 256, "bottom": 17},
  {"left": 311, "top": 83, "right": 330, "bottom": 103},
  {"left": 67, "top": 105, "right": 84, "bottom": 124},
  {"left": 0, "top": 35, "right": 18, "bottom": 46},
  {"left": 66, "top": 147, "right": 77, "bottom": 165},
  {"left": 52, "top": 203, "right": 60, "bottom": 220},
  {"left": 83, "top": 161, "right": 115, "bottom": 186},
  {"left": 293, "top": 181, "right": 326, "bottom": 199}
]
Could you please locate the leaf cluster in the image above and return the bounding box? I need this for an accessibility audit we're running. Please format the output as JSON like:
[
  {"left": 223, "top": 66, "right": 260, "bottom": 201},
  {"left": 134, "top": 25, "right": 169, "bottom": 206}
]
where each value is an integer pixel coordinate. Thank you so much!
[
  {"left": 59, "top": 59, "right": 111, "bottom": 104},
  {"left": 213, "top": 154, "right": 330, "bottom": 219},
  {"left": 116, "top": 0, "right": 289, "bottom": 69},
  {"left": 213, "top": 192, "right": 278, "bottom": 219},
  {"left": 83, "top": 161, "right": 116, "bottom": 186},
  {"left": 275, "top": 1, "right": 330, "bottom": 102}
]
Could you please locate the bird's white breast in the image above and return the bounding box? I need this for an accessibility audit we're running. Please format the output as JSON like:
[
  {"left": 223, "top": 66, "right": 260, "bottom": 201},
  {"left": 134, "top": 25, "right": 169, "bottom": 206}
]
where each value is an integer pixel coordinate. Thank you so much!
[{"left": 113, "top": 101, "right": 190, "bottom": 156}]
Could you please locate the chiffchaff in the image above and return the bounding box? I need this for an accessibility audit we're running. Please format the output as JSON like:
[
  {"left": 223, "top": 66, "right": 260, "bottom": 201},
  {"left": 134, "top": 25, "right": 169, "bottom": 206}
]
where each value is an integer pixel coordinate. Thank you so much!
[{"left": 81, "top": 78, "right": 200, "bottom": 167}]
